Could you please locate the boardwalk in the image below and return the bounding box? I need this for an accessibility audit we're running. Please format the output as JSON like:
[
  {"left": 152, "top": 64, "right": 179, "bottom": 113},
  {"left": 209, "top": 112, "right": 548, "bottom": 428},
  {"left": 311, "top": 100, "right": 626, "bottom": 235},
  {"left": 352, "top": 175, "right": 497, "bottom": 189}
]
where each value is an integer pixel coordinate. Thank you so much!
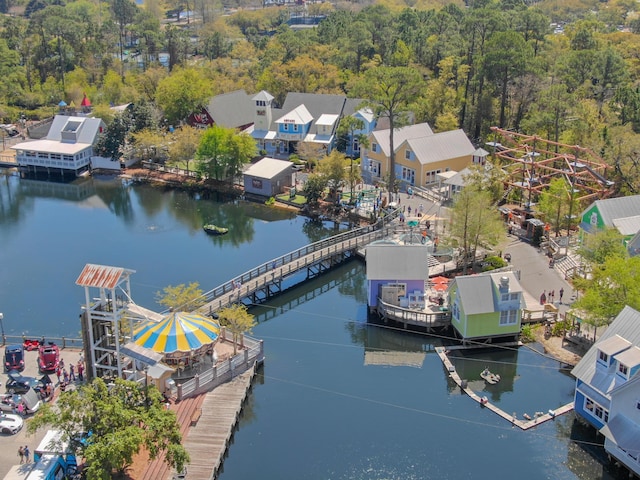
[
  {"left": 435, "top": 347, "right": 574, "bottom": 430},
  {"left": 179, "top": 367, "right": 255, "bottom": 480}
]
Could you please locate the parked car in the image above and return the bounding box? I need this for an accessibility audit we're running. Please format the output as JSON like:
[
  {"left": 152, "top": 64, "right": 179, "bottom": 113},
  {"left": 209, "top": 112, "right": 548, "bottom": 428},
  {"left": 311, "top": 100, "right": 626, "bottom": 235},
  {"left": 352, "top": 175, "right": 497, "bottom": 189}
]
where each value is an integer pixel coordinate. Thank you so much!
[
  {"left": 0, "top": 389, "right": 42, "bottom": 414},
  {"left": 38, "top": 343, "right": 60, "bottom": 373},
  {"left": 0, "top": 413, "right": 24, "bottom": 435},
  {"left": 5, "top": 370, "right": 49, "bottom": 394},
  {"left": 4, "top": 345, "right": 25, "bottom": 372}
]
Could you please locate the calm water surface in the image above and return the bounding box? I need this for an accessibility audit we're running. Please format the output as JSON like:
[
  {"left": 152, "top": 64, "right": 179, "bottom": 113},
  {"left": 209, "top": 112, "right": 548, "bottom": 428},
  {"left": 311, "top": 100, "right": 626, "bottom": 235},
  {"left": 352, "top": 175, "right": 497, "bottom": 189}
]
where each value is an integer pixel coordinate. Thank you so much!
[{"left": 0, "top": 173, "right": 624, "bottom": 479}]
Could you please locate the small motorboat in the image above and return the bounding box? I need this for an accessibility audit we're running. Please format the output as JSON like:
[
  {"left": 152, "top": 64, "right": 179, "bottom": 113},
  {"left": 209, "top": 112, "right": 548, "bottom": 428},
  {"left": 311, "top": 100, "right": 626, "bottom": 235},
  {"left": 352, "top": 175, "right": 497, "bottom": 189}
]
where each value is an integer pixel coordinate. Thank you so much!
[
  {"left": 203, "top": 224, "right": 229, "bottom": 235},
  {"left": 481, "top": 368, "right": 501, "bottom": 384}
]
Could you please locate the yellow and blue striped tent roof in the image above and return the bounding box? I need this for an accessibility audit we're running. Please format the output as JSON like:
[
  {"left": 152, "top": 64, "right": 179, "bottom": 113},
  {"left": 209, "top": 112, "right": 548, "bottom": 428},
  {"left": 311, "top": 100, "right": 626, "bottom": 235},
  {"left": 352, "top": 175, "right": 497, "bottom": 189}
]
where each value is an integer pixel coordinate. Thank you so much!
[{"left": 133, "top": 312, "right": 221, "bottom": 354}]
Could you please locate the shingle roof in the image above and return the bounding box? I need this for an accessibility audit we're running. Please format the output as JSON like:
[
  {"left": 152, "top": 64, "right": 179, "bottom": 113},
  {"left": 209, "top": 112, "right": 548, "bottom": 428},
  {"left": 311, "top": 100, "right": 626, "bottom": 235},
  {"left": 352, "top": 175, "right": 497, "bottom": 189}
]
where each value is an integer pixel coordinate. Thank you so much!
[
  {"left": 206, "top": 90, "right": 255, "bottom": 129},
  {"left": 275, "top": 104, "right": 313, "bottom": 125}
]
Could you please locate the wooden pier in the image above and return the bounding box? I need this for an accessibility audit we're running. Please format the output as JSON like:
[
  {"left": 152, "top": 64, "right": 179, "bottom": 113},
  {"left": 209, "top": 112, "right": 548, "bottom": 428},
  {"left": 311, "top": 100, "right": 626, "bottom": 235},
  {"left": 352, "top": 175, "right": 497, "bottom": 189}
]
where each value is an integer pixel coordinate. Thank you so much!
[
  {"left": 435, "top": 347, "right": 573, "bottom": 430},
  {"left": 177, "top": 366, "right": 256, "bottom": 480}
]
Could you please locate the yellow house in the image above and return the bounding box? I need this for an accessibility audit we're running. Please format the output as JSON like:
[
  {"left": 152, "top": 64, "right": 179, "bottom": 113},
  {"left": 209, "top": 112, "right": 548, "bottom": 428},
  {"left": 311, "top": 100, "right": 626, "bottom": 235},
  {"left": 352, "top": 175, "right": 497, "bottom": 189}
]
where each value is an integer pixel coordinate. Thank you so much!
[{"left": 361, "top": 122, "right": 476, "bottom": 189}]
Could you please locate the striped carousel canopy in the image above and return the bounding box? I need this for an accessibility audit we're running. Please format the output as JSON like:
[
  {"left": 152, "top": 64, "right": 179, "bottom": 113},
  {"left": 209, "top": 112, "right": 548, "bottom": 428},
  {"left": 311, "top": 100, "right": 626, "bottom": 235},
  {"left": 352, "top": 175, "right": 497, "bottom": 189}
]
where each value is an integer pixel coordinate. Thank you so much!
[{"left": 133, "top": 311, "right": 221, "bottom": 354}]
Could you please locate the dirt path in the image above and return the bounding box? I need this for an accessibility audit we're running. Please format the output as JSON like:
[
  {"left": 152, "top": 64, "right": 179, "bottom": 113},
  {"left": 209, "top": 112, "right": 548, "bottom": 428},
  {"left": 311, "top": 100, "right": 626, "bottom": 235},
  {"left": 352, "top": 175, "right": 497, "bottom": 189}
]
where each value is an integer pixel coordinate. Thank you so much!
[{"left": 530, "top": 324, "right": 584, "bottom": 366}]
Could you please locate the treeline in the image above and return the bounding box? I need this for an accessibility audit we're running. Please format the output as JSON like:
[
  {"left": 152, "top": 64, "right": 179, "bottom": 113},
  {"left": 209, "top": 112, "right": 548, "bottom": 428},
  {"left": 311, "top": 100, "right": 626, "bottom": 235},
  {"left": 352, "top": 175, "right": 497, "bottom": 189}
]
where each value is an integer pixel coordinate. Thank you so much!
[{"left": 2, "top": 0, "right": 640, "bottom": 193}]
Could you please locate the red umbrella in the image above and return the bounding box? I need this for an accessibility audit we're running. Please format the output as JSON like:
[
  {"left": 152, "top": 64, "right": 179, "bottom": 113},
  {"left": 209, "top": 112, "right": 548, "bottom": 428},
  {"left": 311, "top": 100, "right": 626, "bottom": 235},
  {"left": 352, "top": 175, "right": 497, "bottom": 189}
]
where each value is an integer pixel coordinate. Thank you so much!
[
  {"left": 433, "top": 283, "right": 449, "bottom": 292},
  {"left": 431, "top": 276, "right": 450, "bottom": 284}
]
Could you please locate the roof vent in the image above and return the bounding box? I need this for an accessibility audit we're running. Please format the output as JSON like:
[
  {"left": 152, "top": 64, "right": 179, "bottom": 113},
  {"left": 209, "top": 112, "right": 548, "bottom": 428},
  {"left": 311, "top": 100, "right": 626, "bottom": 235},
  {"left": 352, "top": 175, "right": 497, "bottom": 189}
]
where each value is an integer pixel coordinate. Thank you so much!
[{"left": 500, "top": 276, "right": 509, "bottom": 287}]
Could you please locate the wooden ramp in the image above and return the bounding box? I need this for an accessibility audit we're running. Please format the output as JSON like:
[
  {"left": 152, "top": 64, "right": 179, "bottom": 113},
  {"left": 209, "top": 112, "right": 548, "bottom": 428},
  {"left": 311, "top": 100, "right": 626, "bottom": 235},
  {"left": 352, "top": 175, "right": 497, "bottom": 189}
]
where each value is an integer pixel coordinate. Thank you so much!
[
  {"left": 178, "top": 367, "right": 255, "bottom": 480},
  {"left": 436, "top": 347, "right": 573, "bottom": 430}
]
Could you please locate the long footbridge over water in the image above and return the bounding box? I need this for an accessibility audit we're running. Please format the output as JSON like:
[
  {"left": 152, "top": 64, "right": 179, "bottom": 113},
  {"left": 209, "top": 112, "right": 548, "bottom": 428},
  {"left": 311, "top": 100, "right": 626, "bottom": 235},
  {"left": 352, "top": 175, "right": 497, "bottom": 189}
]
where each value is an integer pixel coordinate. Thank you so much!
[{"left": 193, "top": 209, "right": 451, "bottom": 331}]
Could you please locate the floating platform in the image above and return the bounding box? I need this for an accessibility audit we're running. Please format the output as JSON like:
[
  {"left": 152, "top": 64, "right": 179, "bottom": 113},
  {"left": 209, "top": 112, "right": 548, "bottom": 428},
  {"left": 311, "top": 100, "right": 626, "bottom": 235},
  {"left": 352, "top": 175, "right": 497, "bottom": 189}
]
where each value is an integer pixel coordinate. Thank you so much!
[{"left": 435, "top": 347, "right": 573, "bottom": 430}]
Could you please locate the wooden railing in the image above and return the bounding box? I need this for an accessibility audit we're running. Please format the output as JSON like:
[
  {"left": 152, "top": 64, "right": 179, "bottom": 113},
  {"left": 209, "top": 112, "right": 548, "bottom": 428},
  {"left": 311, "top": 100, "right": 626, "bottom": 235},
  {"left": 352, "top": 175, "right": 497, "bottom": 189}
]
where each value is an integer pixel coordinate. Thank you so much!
[{"left": 376, "top": 298, "right": 451, "bottom": 328}]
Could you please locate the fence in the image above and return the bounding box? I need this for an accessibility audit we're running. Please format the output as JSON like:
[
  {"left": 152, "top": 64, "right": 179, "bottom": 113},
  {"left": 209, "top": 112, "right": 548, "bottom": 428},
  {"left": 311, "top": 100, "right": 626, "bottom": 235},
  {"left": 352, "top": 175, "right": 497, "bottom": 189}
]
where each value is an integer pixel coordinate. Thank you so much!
[
  {"left": 1, "top": 334, "right": 83, "bottom": 349},
  {"left": 176, "top": 336, "right": 264, "bottom": 401},
  {"left": 142, "top": 161, "right": 199, "bottom": 179}
]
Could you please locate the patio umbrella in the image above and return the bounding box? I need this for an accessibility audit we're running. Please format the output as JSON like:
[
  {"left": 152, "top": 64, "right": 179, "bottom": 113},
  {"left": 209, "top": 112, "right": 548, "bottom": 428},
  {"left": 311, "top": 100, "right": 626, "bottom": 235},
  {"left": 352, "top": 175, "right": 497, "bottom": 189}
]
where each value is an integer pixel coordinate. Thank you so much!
[
  {"left": 58, "top": 100, "right": 67, "bottom": 107},
  {"left": 433, "top": 283, "right": 449, "bottom": 292},
  {"left": 133, "top": 311, "right": 220, "bottom": 356},
  {"left": 431, "top": 276, "right": 450, "bottom": 284}
]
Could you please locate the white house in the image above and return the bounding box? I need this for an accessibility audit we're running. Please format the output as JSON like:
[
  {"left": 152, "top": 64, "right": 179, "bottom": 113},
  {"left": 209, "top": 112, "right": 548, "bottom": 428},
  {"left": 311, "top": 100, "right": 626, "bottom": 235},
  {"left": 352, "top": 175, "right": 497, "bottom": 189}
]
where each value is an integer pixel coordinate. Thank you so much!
[{"left": 11, "top": 115, "right": 106, "bottom": 177}]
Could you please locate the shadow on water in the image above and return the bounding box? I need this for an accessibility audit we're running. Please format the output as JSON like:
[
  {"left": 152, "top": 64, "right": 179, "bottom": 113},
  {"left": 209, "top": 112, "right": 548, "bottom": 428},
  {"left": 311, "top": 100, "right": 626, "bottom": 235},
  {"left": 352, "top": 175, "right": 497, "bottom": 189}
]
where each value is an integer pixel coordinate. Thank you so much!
[{"left": 565, "top": 417, "right": 623, "bottom": 480}]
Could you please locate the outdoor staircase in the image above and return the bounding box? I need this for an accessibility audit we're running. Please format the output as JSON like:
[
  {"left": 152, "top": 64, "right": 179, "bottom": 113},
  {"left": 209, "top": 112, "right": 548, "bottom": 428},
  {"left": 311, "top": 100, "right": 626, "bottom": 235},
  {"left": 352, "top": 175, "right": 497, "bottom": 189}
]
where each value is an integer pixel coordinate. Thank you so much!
[
  {"left": 138, "top": 394, "right": 207, "bottom": 480},
  {"left": 553, "top": 253, "right": 583, "bottom": 280}
]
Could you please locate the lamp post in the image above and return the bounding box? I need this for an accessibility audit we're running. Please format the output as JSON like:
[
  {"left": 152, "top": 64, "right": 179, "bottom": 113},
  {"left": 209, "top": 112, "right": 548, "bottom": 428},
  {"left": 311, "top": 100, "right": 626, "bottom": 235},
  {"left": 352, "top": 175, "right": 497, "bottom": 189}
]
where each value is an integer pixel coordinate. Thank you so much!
[{"left": 0, "top": 312, "right": 4, "bottom": 346}]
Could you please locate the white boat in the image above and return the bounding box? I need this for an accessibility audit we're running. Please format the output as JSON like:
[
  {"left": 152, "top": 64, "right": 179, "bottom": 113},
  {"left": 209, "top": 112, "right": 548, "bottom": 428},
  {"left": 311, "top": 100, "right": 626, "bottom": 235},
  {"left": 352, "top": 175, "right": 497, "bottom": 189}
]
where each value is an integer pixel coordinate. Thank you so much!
[{"left": 481, "top": 368, "right": 501, "bottom": 384}]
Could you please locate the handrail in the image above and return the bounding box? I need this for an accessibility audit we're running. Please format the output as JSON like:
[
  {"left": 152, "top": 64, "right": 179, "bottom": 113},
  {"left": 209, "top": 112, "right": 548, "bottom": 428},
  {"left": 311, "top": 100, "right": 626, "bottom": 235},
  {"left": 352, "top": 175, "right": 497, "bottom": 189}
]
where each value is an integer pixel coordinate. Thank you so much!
[
  {"left": 193, "top": 210, "right": 400, "bottom": 310},
  {"left": 1, "top": 334, "right": 83, "bottom": 349}
]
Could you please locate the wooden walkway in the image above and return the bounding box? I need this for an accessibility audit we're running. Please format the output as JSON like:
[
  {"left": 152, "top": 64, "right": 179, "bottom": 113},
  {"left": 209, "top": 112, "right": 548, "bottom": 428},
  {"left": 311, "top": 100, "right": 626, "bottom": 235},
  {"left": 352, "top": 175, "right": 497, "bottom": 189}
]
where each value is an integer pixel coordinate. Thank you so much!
[
  {"left": 176, "top": 366, "right": 256, "bottom": 480},
  {"left": 435, "top": 347, "right": 574, "bottom": 430}
]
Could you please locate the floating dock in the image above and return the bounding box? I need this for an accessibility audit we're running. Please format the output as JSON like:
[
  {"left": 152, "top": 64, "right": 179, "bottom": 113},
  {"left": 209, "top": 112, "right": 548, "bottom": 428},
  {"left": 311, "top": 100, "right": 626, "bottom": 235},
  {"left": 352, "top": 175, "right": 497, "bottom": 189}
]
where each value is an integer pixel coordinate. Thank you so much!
[{"left": 435, "top": 347, "right": 573, "bottom": 430}]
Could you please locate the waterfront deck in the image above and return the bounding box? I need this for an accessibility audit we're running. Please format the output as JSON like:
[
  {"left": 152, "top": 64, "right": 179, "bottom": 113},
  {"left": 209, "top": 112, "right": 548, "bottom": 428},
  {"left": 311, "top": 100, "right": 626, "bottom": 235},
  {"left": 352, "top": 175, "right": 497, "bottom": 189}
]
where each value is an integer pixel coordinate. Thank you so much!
[
  {"left": 178, "top": 367, "right": 255, "bottom": 480},
  {"left": 435, "top": 347, "right": 574, "bottom": 430}
]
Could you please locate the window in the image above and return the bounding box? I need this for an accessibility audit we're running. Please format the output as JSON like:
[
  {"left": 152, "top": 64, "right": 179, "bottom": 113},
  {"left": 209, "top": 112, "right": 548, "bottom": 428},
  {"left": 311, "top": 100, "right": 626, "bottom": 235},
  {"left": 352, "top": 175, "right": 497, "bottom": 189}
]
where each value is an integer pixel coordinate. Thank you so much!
[
  {"left": 452, "top": 302, "right": 459, "bottom": 322},
  {"left": 499, "top": 310, "right": 517, "bottom": 326},
  {"left": 353, "top": 138, "right": 360, "bottom": 153},
  {"left": 501, "top": 293, "right": 510, "bottom": 302},
  {"left": 401, "top": 167, "right": 415, "bottom": 184},
  {"left": 618, "top": 363, "right": 629, "bottom": 376},
  {"left": 510, "top": 293, "right": 519, "bottom": 301},
  {"left": 369, "top": 161, "right": 380, "bottom": 177},
  {"left": 405, "top": 150, "right": 412, "bottom": 160},
  {"left": 371, "top": 143, "right": 378, "bottom": 153},
  {"left": 283, "top": 124, "right": 289, "bottom": 131},
  {"left": 293, "top": 124, "right": 298, "bottom": 132},
  {"left": 584, "top": 397, "right": 609, "bottom": 423},
  {"left": 598, "top": 351, "right": 609, "bottom": 363}
]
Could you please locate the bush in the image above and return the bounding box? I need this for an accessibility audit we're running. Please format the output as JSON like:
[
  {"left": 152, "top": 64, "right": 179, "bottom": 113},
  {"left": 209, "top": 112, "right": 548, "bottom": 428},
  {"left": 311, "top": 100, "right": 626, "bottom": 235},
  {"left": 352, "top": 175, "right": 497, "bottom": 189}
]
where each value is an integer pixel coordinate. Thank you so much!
[
  {"left": 551, "top": 320, "right": 570, "bottom": 337},
  {"left": 520, "top": 324, "right": 535, "bottom": 343},
  {"left": 265, "top": 197, "right": 275, "bottom": 206},
  {"left": 481, "top": 255, "right": 507, "bottom": 271}
]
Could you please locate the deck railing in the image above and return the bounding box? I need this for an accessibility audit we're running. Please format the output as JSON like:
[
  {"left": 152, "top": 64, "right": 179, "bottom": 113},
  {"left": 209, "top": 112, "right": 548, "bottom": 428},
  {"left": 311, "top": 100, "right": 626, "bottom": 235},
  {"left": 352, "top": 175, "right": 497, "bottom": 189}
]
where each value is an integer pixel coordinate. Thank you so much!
[
  {"left": 1, "top": 334, "right": 83, "bottom": 349},
  {"left": 376, "top": 298, "right": 451, "bottom": 328},
  {"left": 176, "top": 335, "right": 264, "bottom": 401}
]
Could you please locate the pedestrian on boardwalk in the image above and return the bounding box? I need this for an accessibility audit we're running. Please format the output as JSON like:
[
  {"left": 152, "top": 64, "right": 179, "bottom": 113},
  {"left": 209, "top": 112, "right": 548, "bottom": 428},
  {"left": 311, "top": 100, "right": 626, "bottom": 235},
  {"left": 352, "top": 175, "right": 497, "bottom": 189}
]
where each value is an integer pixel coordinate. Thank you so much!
[
  {"left": 18, "top": 446, "right": 24, "bottom": 464},
  {"left": 63, "top": 369, "right": 69, "bottom": 384},
  {"left": 78, "top": 351, "right": 84, "bottom": 364},
  {"left": 549, "top": 290, "right": 555, "bottom": 303},
  {"left": 55, "top": 366, "right": 61, "bottom": 384},
  {"left": 24, "top": 446, "right": 30, "bottom": 463},
  {"left": 540, "top": 290, "right": 547, "bottom": 305},
  {"left": 407, "top": 206, "right": 412, "bottom": 215},
  {"left": 59, "top": 358, "right": 65, "bottom": 370},
  {"left": 69, "top": 364, "right": 76, "bottom": 381},
  {"left": 559, "top": 288, "right": 564, "bottom": 303},
  {"left": 77, "top": 361, "right": 84, "bottom": 382}
]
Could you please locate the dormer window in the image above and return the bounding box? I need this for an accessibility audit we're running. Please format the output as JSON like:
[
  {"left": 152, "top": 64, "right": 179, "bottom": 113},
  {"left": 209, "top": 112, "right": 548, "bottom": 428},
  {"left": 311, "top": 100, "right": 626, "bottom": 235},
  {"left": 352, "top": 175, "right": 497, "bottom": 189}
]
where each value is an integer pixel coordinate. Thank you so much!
[
  {"left": 501, "top": 293, "right": 509, "bottom": 302},
  {"left": 618, "top": 363, "right": 629, "bottom": 376},
  {"left": 371, "top": 143, "right": 378, "bottom": 153},
  {"left": 599, "top": 351, "right": 609, "bottom": 363},
  {"left": 405, "top": 150, "right": 412, "bottom": 160}
]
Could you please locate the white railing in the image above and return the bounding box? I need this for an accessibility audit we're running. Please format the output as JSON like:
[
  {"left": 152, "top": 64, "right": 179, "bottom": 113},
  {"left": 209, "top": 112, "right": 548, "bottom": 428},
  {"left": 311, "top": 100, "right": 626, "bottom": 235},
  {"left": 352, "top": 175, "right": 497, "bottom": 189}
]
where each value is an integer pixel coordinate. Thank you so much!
[{"left": 176, "top": 336, "right": 264, "bottom": 401}]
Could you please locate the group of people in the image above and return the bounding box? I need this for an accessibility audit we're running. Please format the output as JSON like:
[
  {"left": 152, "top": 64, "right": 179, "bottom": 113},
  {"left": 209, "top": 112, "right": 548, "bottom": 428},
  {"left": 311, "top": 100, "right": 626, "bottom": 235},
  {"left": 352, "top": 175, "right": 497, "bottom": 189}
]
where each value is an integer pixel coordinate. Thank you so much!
[
  {"left": 17, "top": 445, "right": 30, "bottom": 464},
  {"left": 55, "top": 356, "right": 85, "bottom": 391},
  {"left": 540, "top": 288, "right": 565, "bottom": 305}
]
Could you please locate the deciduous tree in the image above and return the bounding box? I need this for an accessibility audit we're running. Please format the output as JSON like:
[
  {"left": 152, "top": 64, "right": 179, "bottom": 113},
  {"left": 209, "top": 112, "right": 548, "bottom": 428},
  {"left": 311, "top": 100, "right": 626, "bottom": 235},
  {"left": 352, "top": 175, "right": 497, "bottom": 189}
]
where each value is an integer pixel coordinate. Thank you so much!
[
  {"left": 28, "top": 378, "right": 189, "bottom": 480},
  {"left": 216, "top": 303, "right": 256, "bottom": 355},
  {"left": 156, "top": 282, "right": 206, "bottom": 311}
]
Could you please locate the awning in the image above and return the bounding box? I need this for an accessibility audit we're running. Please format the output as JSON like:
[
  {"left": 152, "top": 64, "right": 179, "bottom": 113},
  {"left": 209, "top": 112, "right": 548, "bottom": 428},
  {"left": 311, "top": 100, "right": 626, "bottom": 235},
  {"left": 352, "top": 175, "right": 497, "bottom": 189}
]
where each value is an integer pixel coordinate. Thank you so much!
[{"left": 120, "top": 342, "right": 164, "bottom": 366}]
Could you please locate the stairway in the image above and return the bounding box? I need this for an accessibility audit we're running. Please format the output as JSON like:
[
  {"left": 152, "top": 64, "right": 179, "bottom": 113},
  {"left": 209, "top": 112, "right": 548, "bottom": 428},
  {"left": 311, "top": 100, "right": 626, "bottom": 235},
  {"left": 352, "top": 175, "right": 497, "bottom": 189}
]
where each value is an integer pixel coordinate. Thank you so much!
[
  {"left": 553, "top": 253, "right": 581, "bottom": 280},
  {"left": 137, "top": 394, "right": 207, "bottom": 480}
]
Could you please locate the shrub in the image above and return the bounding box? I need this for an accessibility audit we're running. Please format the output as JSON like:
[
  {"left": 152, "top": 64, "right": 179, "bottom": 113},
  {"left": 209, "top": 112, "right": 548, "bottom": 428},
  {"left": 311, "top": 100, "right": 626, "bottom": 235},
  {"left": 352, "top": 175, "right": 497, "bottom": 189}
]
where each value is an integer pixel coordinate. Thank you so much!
[{"left": 520, "top": 324, "right": 535, "bottom": 343}]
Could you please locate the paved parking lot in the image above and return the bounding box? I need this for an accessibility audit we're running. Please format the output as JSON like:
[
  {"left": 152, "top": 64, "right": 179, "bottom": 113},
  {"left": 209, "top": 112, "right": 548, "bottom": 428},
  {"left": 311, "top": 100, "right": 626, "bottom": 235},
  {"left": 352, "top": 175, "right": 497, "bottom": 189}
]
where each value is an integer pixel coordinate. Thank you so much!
[{"left": 0, "top": 344, "right": 83, "bottom": 479}]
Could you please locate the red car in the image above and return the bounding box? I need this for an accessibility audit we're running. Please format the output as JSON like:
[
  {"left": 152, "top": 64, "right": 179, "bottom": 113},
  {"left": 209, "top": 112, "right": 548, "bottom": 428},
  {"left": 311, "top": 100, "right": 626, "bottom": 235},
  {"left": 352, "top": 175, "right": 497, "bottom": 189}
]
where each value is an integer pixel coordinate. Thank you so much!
[{"left": 38, "top": 343, "right": 60, "bottom": 373}]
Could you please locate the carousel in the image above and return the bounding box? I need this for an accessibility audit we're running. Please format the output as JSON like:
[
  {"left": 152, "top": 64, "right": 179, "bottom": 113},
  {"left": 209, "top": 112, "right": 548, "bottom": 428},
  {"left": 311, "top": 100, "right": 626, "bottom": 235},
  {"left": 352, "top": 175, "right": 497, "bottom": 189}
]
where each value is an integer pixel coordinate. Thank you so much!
[{"left": 133, "top": 311, "right": 221, "bottom": 377}]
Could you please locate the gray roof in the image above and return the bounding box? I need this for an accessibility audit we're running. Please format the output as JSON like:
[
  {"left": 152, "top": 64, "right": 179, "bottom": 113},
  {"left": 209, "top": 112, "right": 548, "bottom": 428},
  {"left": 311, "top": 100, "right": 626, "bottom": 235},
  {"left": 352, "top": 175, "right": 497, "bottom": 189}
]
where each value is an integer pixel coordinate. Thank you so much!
[
  {"left": 206, "top": 90, "right": 255, "bottom": 129},
  {"left": 572, "top": 306, "right": 640, "bottom": 382},
  {"left": 371, "top": 123, "right": 434, "bottom": 157},
  {"left": 405, "top": 129, "right": 476, "bottom": 165},
  {"left": 600, "top": 412, "right": 640, "bottom": 453},
  {"left": 582, "top": 195, "right": 640, "bottom": 227},
  {"left": 598, "top": 335, "right": 632, "bottom": 356},
  {"left": 612, "top": 215, "right": 640, "bottom": 236},
  {"left": 455, "top": 275, "right": 496, "bottom": 315},
  {"left": 365, "top": 244, "right": 430, "bottom": 280},
  {"left": 454, "top": 271, "right": 524, "bottom": 315},
  {"left": 444, "top": 168, "right": 471, "bottom": 187},
  {"left": 244, "top": 157, "right": 293, "bottom": 179},
  {"left": 46, "top": 115, "right": 104, "bottom": 144},
  {"left": 281, "top": 93, "right": 348, "bottom": 135},
  {"left": 615, "top": 345, "right": 640, "bottom": 368}
]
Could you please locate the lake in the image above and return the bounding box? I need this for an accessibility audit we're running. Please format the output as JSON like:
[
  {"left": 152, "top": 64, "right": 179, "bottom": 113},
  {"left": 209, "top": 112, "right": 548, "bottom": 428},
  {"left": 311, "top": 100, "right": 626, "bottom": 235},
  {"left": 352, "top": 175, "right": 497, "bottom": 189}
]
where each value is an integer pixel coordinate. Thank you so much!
[{"left": 0, "top": 172, "right": 623, "bottom": 479}]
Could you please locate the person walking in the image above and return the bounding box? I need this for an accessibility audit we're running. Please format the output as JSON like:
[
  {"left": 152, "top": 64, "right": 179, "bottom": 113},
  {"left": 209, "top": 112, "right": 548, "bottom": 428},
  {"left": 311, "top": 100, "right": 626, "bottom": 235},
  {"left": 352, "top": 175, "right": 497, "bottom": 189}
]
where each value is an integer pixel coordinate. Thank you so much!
[
  {"left": 559, "top": 288, "right": 564, "bottom": 304},
  {"left": 18, "top": 446, "right": 24, "bottom": 464},
  {"left": 24, "top": 446, "right": 30, "bottom": 463},
  {"left": 540, "top": 290, "right": 547, "bottom": 305},
  {"left": 550, "top": 290, "right": 555, "bottom": 303},
  {"left": 69, "top": 364, "right": 76, "bottom": 382},
  {"left": 77, "top": 361, "right": 84, "bottom": 382},
  {"left": 55, "top": 366, "right": 62, "bottom": 384}
]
